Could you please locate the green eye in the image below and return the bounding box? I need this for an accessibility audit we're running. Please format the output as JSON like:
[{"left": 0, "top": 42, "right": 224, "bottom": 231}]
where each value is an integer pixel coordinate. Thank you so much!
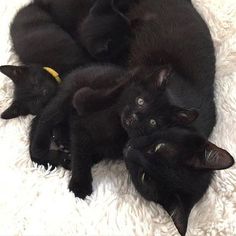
[
  {"left": 136, "top": 97, "right": 144, "bottom": 106},
  {"left": 149, "top": 119, "right": 157, "bottom": 127}
]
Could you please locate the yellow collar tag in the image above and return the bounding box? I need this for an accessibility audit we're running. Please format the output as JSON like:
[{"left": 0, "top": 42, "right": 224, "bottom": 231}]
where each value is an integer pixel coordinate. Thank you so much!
[{"left": 43, "top": 67, "right": 62, "bottom": 84}]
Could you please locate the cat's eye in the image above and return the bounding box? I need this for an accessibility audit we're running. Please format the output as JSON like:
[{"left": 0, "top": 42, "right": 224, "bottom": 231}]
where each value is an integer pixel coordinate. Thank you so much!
[
  {"left": 155, "top": 143, "right": 166, "bottom": 152},
  {"left": 149, "top": 119, "right": 157, "bottom": 127},
  {"left": 141, "top": 172, "right": 152, "bottom": 184},
  {"left": 136, "top": 97, "right": 145, "bottom": 106}
]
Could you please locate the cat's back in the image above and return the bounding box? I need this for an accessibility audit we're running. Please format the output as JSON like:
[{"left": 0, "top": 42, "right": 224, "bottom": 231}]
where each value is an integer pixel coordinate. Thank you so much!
[
  {"left": 33, "top": 0, "right": 92, "bottom": 35},
  {"left": 11, "top": 3, "right": 91, "bottom": 74},
  {"left": 129, "top": 0, "right": 215, "bottom": 87}
]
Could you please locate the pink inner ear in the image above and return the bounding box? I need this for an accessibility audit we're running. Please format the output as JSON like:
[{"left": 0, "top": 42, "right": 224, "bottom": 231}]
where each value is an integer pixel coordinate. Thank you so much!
[{"left": 157, "top": 66, "right": 172, "bottom": 88}]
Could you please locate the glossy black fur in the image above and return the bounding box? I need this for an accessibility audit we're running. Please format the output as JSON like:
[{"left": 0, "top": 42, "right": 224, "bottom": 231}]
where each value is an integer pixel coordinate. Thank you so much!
[
  {"left": 79, "top": 0, "right": 137, "bottom": 63},
  {"left": 10, "top": 2, "right": 92, "bottom": 75},
  {"left": 124, "top": 127, "right": 234, "bottom": 235},
  {"left": 29, "top": 65, "right": 127, "bottom": 197},
  {"left": 0, "top": 65, "right": 58, "bottom": 119},
  {"left": 0, "top": 65, "right": 71, "bottom": 162},
  {"left": 80, "top": 0, "right": 216, "bottom": 137},
  {"left": 29, "top": 64, "right": 200, "bottom": 197}
]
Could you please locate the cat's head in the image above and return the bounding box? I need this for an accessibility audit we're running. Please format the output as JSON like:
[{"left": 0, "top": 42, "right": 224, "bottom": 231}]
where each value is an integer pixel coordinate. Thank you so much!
[
  {"left": 124, "top": 127, "right": 234, "bottom": 235},
  {"left": 79, "top": 0, "right": 132, "bottom": 61},
  {"left": 118, "top": 66, "right": 199, "bottom": 137},
  {"left": 0, "top": 65, "right": 58, "bottom": 119}
]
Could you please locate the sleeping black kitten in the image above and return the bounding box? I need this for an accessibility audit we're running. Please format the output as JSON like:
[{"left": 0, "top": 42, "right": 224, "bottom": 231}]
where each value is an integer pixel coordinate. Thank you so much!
[
  {"left": 79, "top": 0, "right": 136, "bottom": 62},
  {"left": 31, "top": 0, "right": 132, "bottom": 64},
  {"left": 124, "top": 127, "right": 234, "bottom": 235},
  {"left": 10, "top": 1, "right": 92, "bottom": 75},
  {"left": 29, "top": 64, "right": 198, "bottom": 198}
]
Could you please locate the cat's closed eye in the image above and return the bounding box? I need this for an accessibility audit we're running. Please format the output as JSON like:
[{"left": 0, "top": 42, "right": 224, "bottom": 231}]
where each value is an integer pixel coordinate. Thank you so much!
[{"left": 140, "top": 171, "right": 152, "bottom": 184}]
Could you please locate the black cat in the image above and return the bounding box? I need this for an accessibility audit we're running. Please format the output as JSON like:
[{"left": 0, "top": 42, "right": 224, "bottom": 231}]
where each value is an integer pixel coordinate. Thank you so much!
[
  {"left": 31, "top": 0, "right": 132, "bottom": 65},
  {"left": 0, "top": 65, "right": 72, "bottom": 164},
  {"left": 33, "top": 0, "right": 93, "bottom": 37},
  {"left": 80, "top": 0, "right": 216, "bottom": 137},
  {"left": 124, "top": 127, "right": 234, "bottom": 235},
  {"left": 0, "top": 65, "right": 59, "bottom": 119},
  {"left": 29, "top": 64, "right": 198, "bottom": 198},
  {"left": 79, "top": 0, "right": 136, "bottom": 62},
  {"left": 10, "top": 2, "right": 92, "bottom": 75}
]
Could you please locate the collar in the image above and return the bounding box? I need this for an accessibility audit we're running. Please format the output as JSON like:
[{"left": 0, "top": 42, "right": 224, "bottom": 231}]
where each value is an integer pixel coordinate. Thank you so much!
[{"left": 43, "top": 67, "right": 62, "bottom": 84}]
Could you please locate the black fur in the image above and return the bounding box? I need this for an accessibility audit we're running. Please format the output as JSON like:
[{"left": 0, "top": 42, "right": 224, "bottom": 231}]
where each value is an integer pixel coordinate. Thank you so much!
[
  {"left": 80, "top": 0, "right": 216, "bottom": 137},
  {"left": 79, "top": 0, "right": 136, "bottom": 63},
  {"left": 10, "top": 2, "right": 92, "bottom": 75},
  {"left": 29, "top": 64, "right": 199, "bottom": 197},
  {"left": 124, "top": 127, "right": 234, "bottom": 235},
  {"left": 0, "top": 65, "right": 58, "bottom": 119}
]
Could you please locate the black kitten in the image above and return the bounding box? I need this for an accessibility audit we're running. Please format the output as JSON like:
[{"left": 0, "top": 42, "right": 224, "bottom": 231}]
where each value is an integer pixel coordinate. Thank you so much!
[
  {"left": 33, "top": 0, "right": 93, "bottom": 36},
  {"left": 124, "top": 127, "right": 234, "bottom": 235},
  {"left": 30, "top": 65, "right": 197, "bottom": 198},
  {"left": 10, "top": 2, "right": 92, "bottom": 75},
  {"left": 32, "top": 0, "right": 132, "bottom": 64},
  {"left": 79, "top": 0, "right": 135, "bottom": 62},
  {"left": 0, "top": 65, "right": 58, "bottom": 119},
  {"left": 80, "top": 0, "right": 216, "bottom": 137}
]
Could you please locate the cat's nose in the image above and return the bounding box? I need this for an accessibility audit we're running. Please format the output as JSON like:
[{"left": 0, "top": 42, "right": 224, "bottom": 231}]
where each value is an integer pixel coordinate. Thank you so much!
[{"left": 125, "top": 113, "right": 138, "bottom": 126}]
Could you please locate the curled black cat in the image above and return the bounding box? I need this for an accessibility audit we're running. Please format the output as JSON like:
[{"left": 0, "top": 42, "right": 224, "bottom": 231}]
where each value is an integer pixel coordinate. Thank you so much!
[{"left": 10, "top": 1, "right": 92, "bottom": 75}]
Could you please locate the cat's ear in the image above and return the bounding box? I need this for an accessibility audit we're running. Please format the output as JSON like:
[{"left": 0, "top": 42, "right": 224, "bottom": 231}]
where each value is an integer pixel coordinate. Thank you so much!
[
  {"left": 146, "top": 65, "right": 172, "bottom": 89},
  {"left": 186, "top": 142, "right": 234, "bottom": 170},
  {"left": 1, "top": 102, "right": 23, "bottom": 119},
  {"left": 0, "top": 65, "right": 28, "bottom": 83},
  {"left": 163, "top": 195, "right": 190, "bottom": 236},
  {"left": 173, "top": 108, "right": 199, "bottom": 125},
  {"left": 111, "top": 0, "right": 132, "bottom": 24}
]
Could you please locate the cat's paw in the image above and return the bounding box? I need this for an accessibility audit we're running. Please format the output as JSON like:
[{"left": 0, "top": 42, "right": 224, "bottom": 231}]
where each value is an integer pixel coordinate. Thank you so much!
[{"left": 68, "top": 178, "right": 93, "bottom": 199}]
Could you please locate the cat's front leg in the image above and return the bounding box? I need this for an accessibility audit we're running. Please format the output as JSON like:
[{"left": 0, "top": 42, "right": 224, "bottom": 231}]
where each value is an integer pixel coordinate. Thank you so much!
[{"left": 68, "top": 128, "right": 95, "bottom": 199}]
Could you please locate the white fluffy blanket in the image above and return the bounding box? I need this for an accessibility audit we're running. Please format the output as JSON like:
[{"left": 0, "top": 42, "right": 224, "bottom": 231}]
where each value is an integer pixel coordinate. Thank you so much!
[{"left": 0, "top": 0, "right": 235, "bottom": 235}]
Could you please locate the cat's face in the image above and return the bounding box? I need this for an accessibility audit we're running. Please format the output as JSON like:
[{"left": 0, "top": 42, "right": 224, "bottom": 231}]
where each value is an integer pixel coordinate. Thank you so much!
[
  {"left": 119, "top": 67, "right": 198, "bottom": 137},
  {"left": 124, "top": 127, "right": 234, "bottom": 235},
  {"left": 0, "top": 65, "right": 58, "bottom": 119},
  {"left": 80, "top": 0, "right": 131, "bottom": 61}
]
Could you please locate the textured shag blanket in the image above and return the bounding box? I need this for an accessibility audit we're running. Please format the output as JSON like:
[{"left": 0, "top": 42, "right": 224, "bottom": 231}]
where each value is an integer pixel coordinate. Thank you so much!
[{"left": 0, "top": 0, "right": 235, "bottom": 235}]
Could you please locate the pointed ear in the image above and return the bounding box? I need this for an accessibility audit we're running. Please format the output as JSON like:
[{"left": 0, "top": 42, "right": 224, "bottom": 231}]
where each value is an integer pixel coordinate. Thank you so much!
[
  {"left": 1, "top": 102, "right": 22, "bottom": 119},
  {"left": 186, "top": 142, "right": 234, "bottom": 170},
  {"left": 146, "top": 65, "right": 172, "bottom": 89},
  {"left": 173, "top": 108, "right": 199, "bottom": 125},
  {"left": 0, "top": 65, "right": 28, "bottom": 83},
  {"left": 163, "top": 195, "right": 190, "bottom": 236}
]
